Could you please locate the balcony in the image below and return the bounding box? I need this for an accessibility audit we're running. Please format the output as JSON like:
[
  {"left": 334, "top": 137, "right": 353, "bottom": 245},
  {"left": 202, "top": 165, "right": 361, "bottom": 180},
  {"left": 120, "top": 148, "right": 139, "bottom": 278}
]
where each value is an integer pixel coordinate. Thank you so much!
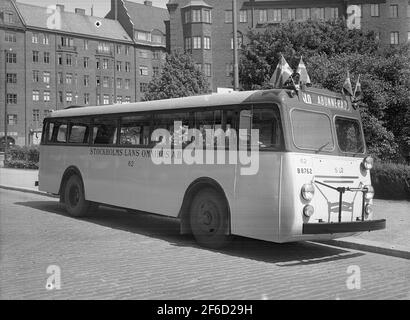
[
  {"left": 96, "top": 49, "right": 114, "bottom": 57},
  {"left": 57, "top": 44, "right": 77, "bottom": 52}
]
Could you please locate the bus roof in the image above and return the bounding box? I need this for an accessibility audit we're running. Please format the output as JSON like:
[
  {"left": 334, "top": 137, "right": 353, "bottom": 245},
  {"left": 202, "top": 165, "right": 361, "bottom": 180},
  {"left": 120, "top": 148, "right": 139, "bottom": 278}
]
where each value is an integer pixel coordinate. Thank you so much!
[{"left": 49, "top": 87, "right": 352, "bottom": 118}]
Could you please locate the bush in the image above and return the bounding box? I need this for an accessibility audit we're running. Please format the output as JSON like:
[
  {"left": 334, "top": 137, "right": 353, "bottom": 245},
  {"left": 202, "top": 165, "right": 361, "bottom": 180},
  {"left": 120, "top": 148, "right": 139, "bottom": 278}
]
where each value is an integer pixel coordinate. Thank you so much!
[
  {"left": 4, "top": 146, "right": 39, "bottom": 170},
  {"left": 371, "top": 162, "right": 410, "bottom": 200}
]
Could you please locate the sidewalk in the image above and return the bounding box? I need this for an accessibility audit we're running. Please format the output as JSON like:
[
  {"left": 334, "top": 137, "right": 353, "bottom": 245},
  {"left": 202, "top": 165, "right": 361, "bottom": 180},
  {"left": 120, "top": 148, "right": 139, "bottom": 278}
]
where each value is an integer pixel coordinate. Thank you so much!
[{"left": 0, "top": 167, "right": 409, "bottom": 258}]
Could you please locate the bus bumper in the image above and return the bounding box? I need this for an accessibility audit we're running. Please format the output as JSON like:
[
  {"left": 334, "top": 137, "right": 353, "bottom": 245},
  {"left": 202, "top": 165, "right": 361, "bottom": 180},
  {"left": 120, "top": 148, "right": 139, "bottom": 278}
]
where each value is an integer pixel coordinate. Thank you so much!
[{"left": 303, "top": 219, "right": 386, "bottom": 235}]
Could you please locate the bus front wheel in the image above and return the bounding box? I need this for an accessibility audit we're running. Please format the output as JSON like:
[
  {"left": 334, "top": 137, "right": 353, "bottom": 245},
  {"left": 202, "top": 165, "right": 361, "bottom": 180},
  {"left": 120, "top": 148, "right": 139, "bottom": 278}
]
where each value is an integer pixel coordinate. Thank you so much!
[
  {"left": 64, "top": 175, "right": 90, "bottom": 217},
  {"left": 190, "top": 188, "right": 231, "bottom": 249}
]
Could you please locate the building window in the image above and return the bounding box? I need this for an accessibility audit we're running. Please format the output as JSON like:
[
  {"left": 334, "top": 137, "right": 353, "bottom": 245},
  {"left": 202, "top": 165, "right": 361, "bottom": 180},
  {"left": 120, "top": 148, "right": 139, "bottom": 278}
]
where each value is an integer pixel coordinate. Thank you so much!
[
  {"left": 84, "top": 75, "right": 89, "bottom": 87},
  {"left": 57, "top": 72, "right": 63, "bottom": 84},
  {"left": 32, "top": 90, "right": 40, "bottom": 102},
  {"left": 32, "top": 109, "right": 40, "bottom": 122},
  {"left": 139, "top": 83, "right": 148, "bottom": 93},
  {"left": 32, "top": 33, "right": 39, "bottom": 44},
  {"left": 96, "top": 58, "right": 100, "bottom": 69},
  {"left": 83, "top": 57, "right": 89, "bottom": 68},
  {"left": 125, "top": 46, "right": 130, "bottom": 55},
  {"left": 103, "top": 95, "right": 110, "bottom": 105},
  {"left": 84, "top": 40, "right": 88, "bottom": 50},
  {"left": 288, "top": 8, "right": 296, "bottom": 20},
  {"left": 125, "top": 62, "right": 131, "bottom": 72},
  {"left": 44, "top": 91, "right": 51, "bottom": 102},
  {"left": 66, "top": 92, "right": 73, "bottom": 103},
  {"left": 136, "top": 31, "right": 151, "bottom": 42},
  {"left": 139, "top": 66, "right": 149, "bottom": 76},
  {"left": 390, "top": 31, "right": 399, "bottom": 45},
  {"left": 33, "top": 51, "right": 39, "bottom": 63},
  {"left": 33, "top": 71, "right": 39, "bottom": 83},
  {"left": 184, "top": 37, "right": 192, "bottom": 51},
  {"left": 239, "top": 10, "right": 247, "bottom": 23},
  {"left": 314, "top": 7, "right": 325, "bottom": 20},
  {"left": 84, "top": 93, "right": 90, "bottom": 105},
  {"left": 96, "top": 76, "right": 101, "bottom": 86},
  {"left": 116, "top": 96, "right": 123, "bottom": 104},
  {"left": 103, "top": 77, "right": 109, "bottom": 88},
  {"left": 43, "top": 72, "right": 50, "bottom": 84},
  {"left": 6, "top": 53, "right": 16, "bottom": 63},
  {"left": 203, "top": 9, "right": 212, "bottom": 23},
  {"left": 204, "top": 37, "right": 211, "bottom": 50},
  {"left": 116, "top": 45, "right": 122, "bottom": 55},
  {"left": 44, "top": 52, "right": 50, "bottom": 64},
  {"left": 117, "top": 78, "right": 122, "bottom": 89},
  {"left": 6, "top": 94, "right": 17, "bottom": 104},
  {"left": 193, "top": 37, "right": 202, "bottom": 49},
  {"left": 61, "top": 36, "right": 74, "bottom": 47},
  {"left": 116, "top": 61, "right": 122, "bottom": 72},
  {"left": 58, "top": 91, "right": 63, "bottom": 103},
  {"left": 192, "top": 9, "right": 201, "bottom": 22},
  {"left": 152, "top": 34, "right": 162, "bottom": 44},
  {"left": 103, "top": 59, "right": 109, "bottom": 69},
  {"left": 43, "top": 34, "right": 49, "bottom": 45},
  {"left": 5, "top": 32, "right": 16, "bottom": 42},
  {"left": 390, "top": 5, "right": 399, "bottom": 18},
  {"left": 66, "top": 54, "right": 72, "bottom": 66},
  {"left": 152, "top": 66, "right": 159, "bottom": 76},
  {"left": 4, "top": 12, "right": 15, "bottom": 24},
  {"left": 125, "top": 96, "right": 131, "bottom": 103},
  {"left": 6, "top": 73, "right": 17, "bottom": 84},
  {"left": 125, "top": 79, "right": 130, "bottom": 89},
  {"left": 7, "top": 115, "right": 17, "bottom": 125},
  {"left": 226, "top": 63, "right": 233, "bottom": 77},
  {"left": 225, "top": 10, "right": 233, "bottom": 23},
  {"left": 301, "top": 8, "right": 311, "bottom": 20},
  {"left": 258, "top": 9, "right": 268, "bottom": 22},
  {"left": 204, "top": 63, "right": 212, "bottom": 77},
  {"left": 273, "top": 9, "right": 282, "bottom": 22},
  {"left": 66, "top": 73, "right": 73, "bottom": 85},
  {"left": 370, "top": 4, "right": 380, "bottom": 17},
  {"left": 58, "top": 54, "right": 62, "bottom": 65},
  {"left": 330, "top": 7, "right": 339, "bottom": 19}
]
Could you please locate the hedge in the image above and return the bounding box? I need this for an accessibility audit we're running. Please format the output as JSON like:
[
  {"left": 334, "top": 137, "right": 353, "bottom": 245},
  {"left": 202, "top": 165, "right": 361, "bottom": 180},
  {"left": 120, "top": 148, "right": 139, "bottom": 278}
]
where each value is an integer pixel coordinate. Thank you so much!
[
  {"left": 4, "top": 146, "right": 40, "bottom": 170},
  {"left": 371, "top": 162, "right": 410, "bottom": 200}
]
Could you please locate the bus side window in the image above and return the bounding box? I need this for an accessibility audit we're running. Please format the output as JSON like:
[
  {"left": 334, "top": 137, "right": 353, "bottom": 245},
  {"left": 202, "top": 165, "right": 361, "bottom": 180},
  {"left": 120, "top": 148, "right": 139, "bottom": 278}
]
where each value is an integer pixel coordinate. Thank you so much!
[
  {"left": 92, "top": 119, "right": 118, "bottom": 145},
  {"left": 152, "top": 112, "right": 189, "bottom": 146},
  {"left": 55, "top": 122, "right": 68, "bottom": 143},
  {"left": 194, "top": 110, "right": 222, "bottom": 149},
  {"left": 239, "top": 109, "right": 252, "bottom": 148},
  {"left": 120, "top": 115, "right": 152, "bottom": 146},
  {"left": 69, "top": 120, "right": 90, "bottom": 144},
  {"left": 252, "top": 107, "right": 282, "bottom": 150},
  {"left": 45, "top": 122, "right": 55, "bottom": 144}
]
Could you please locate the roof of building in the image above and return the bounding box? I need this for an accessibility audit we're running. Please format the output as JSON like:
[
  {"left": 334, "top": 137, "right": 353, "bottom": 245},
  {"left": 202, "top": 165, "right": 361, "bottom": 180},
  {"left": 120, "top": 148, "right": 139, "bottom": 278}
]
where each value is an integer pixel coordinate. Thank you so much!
[
  {"left": 123, "top": 1, "right": 169, "bottom": 33},
  {"left": 15, "top": 2, "right": 133, "bottom": 42},
  {"left": 181, "top": 0, "right": 213, "bottom": 9}
]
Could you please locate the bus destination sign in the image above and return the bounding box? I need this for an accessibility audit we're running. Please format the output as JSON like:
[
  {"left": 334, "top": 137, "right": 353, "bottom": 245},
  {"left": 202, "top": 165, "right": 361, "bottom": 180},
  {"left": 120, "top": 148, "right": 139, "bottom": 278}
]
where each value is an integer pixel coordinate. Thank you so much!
[{"left": 301, "top": 91, "right": 351, "bottom": 112}]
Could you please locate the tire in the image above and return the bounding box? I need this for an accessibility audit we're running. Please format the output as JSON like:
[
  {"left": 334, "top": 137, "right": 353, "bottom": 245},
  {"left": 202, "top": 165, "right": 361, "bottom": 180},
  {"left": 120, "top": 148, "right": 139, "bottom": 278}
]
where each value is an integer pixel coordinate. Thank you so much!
[
  {"left": 190, "top": 188, "right": 231, "bottom": 249},
  {"left": 64, "top": 175, "right": 90, "bottom": 217}
]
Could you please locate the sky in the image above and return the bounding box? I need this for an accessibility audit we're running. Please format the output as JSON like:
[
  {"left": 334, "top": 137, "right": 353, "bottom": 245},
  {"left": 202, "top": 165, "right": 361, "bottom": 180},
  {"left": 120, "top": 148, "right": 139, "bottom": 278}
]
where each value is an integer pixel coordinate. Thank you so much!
[{"left": 17, "top": 0, "right": 168, "bottom": 17}]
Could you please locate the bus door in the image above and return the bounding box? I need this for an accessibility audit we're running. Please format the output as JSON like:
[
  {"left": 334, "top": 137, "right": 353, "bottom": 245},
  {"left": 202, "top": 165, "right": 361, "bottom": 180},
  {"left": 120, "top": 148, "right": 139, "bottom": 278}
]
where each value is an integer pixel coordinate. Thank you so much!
[{"left": 232, "top": 104, "right": 284, "bottom": 242}]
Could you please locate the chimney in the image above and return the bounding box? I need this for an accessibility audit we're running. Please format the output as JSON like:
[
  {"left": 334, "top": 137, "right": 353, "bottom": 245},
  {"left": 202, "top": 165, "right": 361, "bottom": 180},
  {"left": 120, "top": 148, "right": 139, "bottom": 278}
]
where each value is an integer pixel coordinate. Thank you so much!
[
  {"left": 75, "top": 8, "right": 86, "bottom": 15},
  {"left": 144, "top": 1, "right": 152, "bottom": 6},
  {"left": 56, "top": 4, "right": 64, "bottom": 12}
]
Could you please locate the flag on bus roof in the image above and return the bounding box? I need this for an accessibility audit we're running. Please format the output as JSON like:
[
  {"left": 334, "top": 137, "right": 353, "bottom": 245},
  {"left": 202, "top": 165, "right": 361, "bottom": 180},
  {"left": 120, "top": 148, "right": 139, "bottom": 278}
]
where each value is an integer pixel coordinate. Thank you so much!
[
  {"left": 342, "top": 71, "right": 354, "bottom": 96},
  {"left": 296, "top": 56, "right": 311, "bottom": 85},
  {"left": 353, "top": 75, "right": 363, "bottom": 101},
  {"left": 270, "top": 55, "right": 294, "bottom": 88}
]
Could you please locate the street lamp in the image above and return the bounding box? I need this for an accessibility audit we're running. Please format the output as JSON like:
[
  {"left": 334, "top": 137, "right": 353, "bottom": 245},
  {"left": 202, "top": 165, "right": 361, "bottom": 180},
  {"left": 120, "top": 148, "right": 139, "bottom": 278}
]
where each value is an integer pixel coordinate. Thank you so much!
[{"left": 3, "top": 48, "right": 12, "bottom": 162}]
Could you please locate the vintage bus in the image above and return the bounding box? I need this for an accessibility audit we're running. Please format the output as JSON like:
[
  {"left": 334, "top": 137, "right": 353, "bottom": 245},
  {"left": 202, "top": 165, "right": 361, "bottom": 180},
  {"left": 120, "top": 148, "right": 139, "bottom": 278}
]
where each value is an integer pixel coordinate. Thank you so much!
[{"left": 39, "top": 87, "right": 386, "bottom": 248}]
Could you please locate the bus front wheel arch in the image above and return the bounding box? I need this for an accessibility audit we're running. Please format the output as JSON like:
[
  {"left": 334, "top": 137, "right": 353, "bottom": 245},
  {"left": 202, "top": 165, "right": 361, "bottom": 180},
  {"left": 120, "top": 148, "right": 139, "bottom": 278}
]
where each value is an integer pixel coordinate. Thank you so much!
[{"left": 190, "top": 188, "right": 232, "bottom": 249}]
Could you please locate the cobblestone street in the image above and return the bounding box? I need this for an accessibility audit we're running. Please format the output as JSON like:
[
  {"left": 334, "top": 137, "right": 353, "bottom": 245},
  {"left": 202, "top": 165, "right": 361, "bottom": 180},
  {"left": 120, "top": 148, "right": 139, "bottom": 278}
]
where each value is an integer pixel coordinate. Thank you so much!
[{"left": 0, "top": 189, "right": 409, "bottom": 300}]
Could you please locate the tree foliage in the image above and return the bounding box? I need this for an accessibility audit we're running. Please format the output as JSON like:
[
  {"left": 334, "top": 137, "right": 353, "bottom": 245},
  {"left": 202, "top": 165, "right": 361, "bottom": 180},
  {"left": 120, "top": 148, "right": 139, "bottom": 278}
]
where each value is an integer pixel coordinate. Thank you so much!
[
  {"left": 144, "top": 51, "right": 210, "bottom": 101},
  {"left": 239, "top": 19, "right": 410, "bottom": 162}
]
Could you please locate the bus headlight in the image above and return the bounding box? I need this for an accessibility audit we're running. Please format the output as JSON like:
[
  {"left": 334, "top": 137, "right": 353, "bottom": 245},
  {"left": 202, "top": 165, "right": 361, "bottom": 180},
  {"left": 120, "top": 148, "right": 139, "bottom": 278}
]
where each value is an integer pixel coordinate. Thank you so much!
[
  {"left": 362, "top": 156, "right": 374, "bottom": 170},
  {"left": 303, "top": 205, "right": 315, "bottom": 218},
  {"left": 301, "top": 184, "right": 315, "bottom": 201},
  {"left": 364, "top": 185, "right": 375, "bottom": 201},
  {"left": 365, "top": 204, "right": 373, "bottom": 216}
]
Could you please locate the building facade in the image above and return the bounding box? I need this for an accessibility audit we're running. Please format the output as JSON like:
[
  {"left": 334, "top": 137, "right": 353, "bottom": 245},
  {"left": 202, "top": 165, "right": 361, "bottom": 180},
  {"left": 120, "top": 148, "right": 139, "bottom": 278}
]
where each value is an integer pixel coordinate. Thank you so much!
[
  {"left": 0, "top": 0, "right": 167, "bottom": 146},
  {"left": 167, "top": 0, "right": 410, "bottom": 91}
]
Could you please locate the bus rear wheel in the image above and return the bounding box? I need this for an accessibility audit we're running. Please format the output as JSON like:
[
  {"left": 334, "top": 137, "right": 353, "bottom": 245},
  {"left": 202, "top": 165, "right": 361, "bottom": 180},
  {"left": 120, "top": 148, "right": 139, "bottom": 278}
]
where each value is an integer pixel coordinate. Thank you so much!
[
  {"left": 190, "top": 188, "right": 231, "bottom": 249},
  {"left": 64, "top": 175, "right": 90, "bottom": 218}
]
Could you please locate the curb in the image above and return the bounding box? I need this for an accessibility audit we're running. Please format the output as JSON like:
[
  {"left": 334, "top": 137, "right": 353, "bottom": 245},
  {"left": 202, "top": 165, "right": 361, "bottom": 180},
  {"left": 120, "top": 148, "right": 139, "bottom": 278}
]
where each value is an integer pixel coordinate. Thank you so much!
[
  {"left": 0, "top": 185, "right": 58, "bottom": 198},
  {"left": 319, "top": 238, "right": 410, "bottom": 260}
]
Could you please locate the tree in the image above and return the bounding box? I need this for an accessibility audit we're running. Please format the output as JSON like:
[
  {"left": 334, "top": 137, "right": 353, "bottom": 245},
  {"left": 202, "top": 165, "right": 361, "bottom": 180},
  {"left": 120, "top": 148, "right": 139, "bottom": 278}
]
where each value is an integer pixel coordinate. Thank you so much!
[{"left": 144, "top": 51, "right": 210, "bottom": 101}]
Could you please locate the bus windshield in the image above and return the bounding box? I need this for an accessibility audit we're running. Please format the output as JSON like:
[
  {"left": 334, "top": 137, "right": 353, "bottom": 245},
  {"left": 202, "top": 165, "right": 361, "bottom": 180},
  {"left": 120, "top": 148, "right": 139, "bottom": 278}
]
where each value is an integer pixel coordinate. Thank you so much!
[
  {"left": 291, "top": 109, "right": 334, "bottom": 151},
  {"left": 335, "top": 117, "right": 365, "bottom": 154}
]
